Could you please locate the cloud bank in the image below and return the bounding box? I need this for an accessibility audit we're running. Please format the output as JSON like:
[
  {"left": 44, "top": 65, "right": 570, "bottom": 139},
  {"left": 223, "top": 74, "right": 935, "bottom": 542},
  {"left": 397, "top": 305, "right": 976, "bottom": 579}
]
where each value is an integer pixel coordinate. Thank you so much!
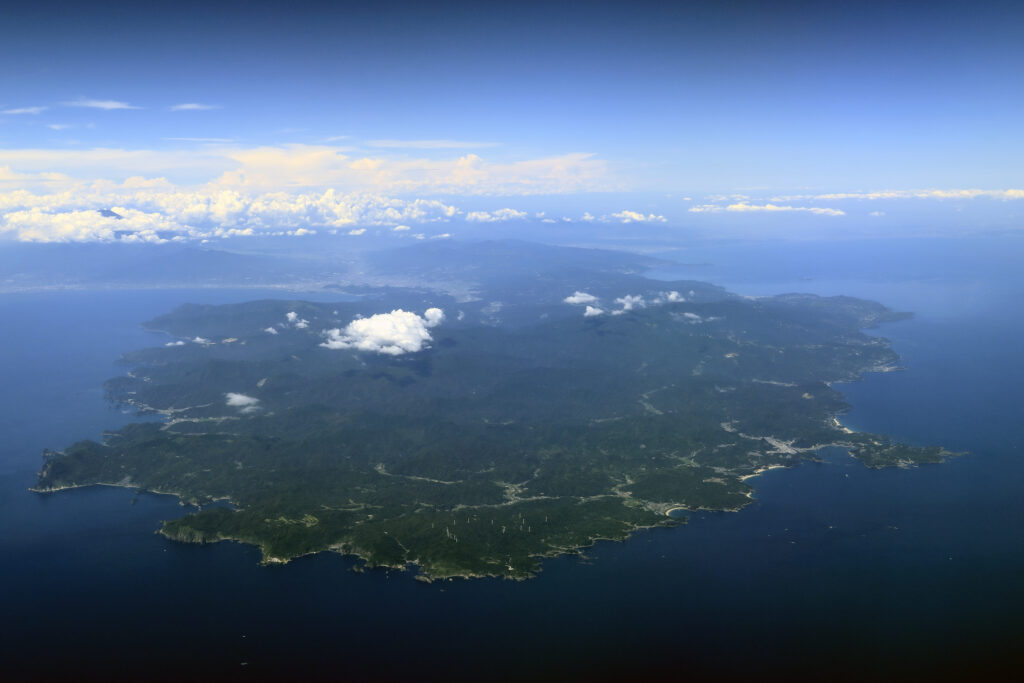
[
  {"left": 0, "top": 182, "right": 461, "bottom": 242},
  {"left": 0, "top": 142, "right": 625, "bottom": 242},
  {"left": 689, "top": 202, "right": 845, "bottom": 216},
  {"left": 772, "top": 188, "right": 1024, "bottom": 202},
  {"left": 465, "top": 208, "right": 528, "bottom": 222},
  {"left": 208, "top": 146, "right": 611, "bottom": 194},
  {"left": 686, "top": 188, "right": 1024, "bottom": 221}
]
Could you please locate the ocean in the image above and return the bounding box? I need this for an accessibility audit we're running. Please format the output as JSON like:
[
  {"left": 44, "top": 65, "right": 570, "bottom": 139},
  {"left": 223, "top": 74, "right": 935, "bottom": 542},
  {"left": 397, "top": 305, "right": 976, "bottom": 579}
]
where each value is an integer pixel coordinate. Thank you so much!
[{"left": 2, "top": 237, "right": 1022, "bottom": 680}]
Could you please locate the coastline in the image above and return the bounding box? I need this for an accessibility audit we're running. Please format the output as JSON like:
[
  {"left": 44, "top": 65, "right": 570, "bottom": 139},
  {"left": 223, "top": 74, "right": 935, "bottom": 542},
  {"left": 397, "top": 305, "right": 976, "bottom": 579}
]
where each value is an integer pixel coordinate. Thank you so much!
[
  {"left": 738, "top": 464, "right": 790, "bottom": 483},
  {"left": 27, "top": 287, "right": 940, "bottom": 582},
  {"left": 30, "top": 479, "right": 236, "bottom": 510},
  {"left": 32, "top": 473, "right": 699, "bottom": 582}
]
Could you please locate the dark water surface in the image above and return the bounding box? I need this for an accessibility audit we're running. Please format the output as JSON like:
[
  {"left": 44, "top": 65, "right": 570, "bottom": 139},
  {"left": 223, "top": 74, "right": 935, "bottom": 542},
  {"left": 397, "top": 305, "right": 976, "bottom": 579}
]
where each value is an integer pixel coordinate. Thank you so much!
[{"left": 2, "top": 240, "right": 1023, "bottom": 680}]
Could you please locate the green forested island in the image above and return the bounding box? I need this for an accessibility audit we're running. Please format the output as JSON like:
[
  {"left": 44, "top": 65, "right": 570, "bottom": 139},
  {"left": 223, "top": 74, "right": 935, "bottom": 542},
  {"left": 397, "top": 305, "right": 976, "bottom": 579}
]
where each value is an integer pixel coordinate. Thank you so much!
[{"left": 34, "top": 242, "right": 959, "bottom": 580}]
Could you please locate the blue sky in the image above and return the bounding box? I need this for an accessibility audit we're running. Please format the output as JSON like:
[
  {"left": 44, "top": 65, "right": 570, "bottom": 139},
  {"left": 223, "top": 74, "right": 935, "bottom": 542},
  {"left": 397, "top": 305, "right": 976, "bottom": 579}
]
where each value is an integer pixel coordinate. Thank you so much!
[{"left": 1, "top": 0, "right": 1023, "bottom": 242}]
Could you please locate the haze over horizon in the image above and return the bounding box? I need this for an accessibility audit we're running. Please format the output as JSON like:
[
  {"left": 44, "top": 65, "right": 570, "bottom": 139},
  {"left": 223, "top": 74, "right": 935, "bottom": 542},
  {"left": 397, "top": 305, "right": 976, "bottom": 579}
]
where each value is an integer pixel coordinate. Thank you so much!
[{"left": 2, "top": 0, "right": 1023, "bottom": 244}]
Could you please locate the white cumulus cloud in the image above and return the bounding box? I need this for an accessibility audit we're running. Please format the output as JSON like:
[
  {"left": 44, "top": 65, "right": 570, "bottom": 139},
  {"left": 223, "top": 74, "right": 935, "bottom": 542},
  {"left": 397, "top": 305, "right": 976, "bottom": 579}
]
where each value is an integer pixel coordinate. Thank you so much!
[
  {"left": 614, "top": 295, "right": 645, "bottom": 311},
  {"left": 423, "top": 308, "right": 445, "bottom": 327},
  {"left": 321, "top": 308, "right": 445, "bottom": 355},
  {"left": 225, "top": 392, "right": 261, "bottom": 413},
  {"left": 465, "top": 208, "right": 529, "bottom": 222},
  {"left": 583, "top": 306, "right": 604, "bottom": 317},
  {"left": 653, "top": 291, "right": 685, "bottom": 304},
  {"left": 564, "top": 291, "right": 598, "bottom": 305},
  {"left": 609, "top": 210, "right": 666, "bottom": 223}
]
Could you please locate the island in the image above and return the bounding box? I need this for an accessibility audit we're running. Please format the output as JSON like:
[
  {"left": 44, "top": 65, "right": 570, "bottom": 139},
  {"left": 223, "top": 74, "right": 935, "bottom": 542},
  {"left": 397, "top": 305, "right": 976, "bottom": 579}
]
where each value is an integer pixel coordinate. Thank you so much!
[{"left": 33, "top": 241, "right": 960, "bottom": 580}]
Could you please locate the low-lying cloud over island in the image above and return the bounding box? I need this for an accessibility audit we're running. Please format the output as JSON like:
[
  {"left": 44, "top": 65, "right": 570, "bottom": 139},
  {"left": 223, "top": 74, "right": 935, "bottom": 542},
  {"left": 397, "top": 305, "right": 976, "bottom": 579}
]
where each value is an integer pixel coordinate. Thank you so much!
[
  {"left": 321, "top": 308, "right": 445, "bottom": 355},
  {"left": 225, "top": 392, "right": 261, "bottom": 413}
]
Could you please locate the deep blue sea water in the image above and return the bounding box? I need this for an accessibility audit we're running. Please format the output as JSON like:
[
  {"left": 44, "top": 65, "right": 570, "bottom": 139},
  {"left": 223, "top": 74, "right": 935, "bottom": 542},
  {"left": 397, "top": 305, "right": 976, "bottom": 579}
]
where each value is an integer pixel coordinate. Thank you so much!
[{"left": 2, "top": 238, "right": 1023, "bottom": 681}]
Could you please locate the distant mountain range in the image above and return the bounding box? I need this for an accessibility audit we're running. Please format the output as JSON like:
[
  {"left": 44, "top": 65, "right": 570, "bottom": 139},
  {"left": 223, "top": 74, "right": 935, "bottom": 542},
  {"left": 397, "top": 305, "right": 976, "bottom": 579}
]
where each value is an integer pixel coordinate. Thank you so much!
[{"left": 0, "top": 239, "right": 667, "bottom": 294}]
